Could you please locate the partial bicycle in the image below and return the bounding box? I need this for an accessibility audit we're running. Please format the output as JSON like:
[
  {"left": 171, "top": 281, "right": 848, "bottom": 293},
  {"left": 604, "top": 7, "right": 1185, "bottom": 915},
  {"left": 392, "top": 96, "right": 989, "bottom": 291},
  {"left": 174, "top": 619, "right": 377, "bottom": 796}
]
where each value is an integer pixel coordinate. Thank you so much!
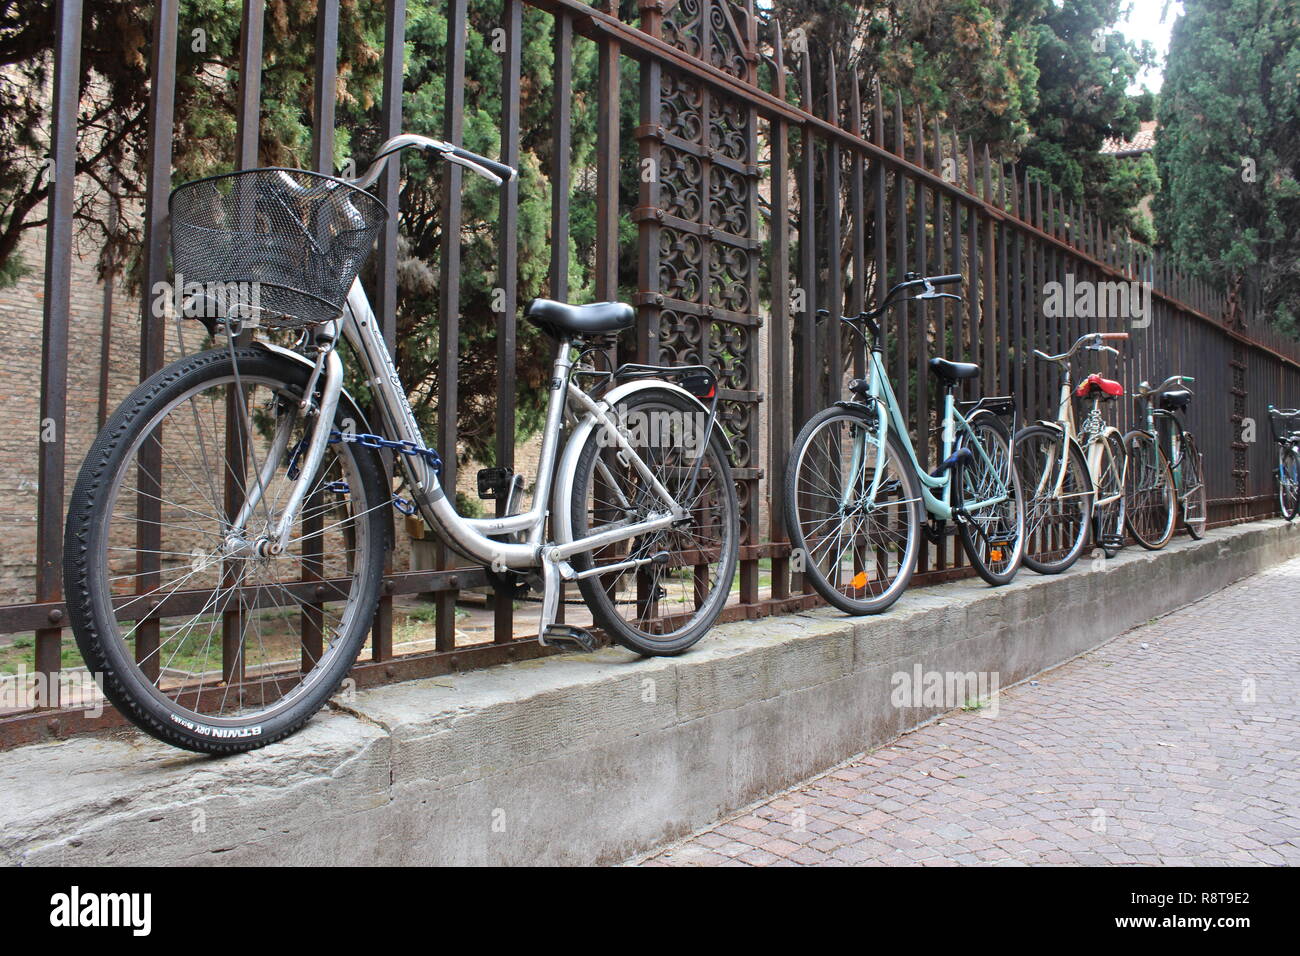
[
  {"left": 63, "top": 135, "right": 739, "bottom": 753},
  {"left": 1268, "top": 404, "right": 1300, "bottom": 521},
  {"left": 784, "top": 272, "right": 1025, "bottom": 616}
]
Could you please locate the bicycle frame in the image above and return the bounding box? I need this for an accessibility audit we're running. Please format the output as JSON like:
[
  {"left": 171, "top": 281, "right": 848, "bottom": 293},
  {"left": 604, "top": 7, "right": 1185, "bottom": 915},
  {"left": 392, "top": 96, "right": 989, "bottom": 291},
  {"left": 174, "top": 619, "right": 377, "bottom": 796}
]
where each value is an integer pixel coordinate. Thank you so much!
[
  {"left": 342, "top": 280, "right": 687, "bottom": 565},
  {"left": 231, "top": 278, "right": 692, "bottom": 639},
  {"left": 852, "top": 346, "right": 1011, "bottom": 520}
]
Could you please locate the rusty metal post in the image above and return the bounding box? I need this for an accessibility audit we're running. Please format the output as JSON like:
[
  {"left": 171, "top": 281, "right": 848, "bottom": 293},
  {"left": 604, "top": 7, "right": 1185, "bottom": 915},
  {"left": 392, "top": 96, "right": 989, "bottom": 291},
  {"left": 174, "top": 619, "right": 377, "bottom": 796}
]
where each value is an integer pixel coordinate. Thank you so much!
[
  {"left": 34, "top": 0, "right": 85, "bottom": 708},
  {"left": 134, "top": 0, "right": 180, "bottom": 688}
]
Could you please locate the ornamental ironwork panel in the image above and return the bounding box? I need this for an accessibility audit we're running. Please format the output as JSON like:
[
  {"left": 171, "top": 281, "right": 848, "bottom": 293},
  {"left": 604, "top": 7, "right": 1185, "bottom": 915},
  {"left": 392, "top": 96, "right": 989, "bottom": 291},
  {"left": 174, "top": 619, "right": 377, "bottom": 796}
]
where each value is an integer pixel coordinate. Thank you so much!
[{"left": 636, "top": 0, "right": 761, "bottom": 553}]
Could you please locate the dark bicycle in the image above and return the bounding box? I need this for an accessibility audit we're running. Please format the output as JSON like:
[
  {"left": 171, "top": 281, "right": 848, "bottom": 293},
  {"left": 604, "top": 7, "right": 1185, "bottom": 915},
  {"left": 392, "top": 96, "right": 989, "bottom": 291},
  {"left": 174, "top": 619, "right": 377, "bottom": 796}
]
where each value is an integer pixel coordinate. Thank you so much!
[
  {"left": 1131, "top": 375, "right": 1207, "bottom": 541},
  {"left": 1268, "top": 405, "right": 1300, "bottom": 521}
]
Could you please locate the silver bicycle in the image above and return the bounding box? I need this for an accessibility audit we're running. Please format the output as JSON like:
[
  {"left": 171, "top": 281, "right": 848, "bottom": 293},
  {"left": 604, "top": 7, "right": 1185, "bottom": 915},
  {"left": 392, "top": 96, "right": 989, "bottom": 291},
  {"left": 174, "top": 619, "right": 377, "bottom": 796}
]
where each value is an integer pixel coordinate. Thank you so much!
[{"left": 63, "top": 134, "right": 739, "bottom": 753}]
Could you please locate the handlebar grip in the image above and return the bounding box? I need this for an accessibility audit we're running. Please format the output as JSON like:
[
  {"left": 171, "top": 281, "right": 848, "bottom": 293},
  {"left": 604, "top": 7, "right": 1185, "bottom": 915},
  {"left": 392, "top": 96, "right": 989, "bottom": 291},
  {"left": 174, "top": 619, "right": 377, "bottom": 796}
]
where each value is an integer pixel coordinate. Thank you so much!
[
  {"left": 1099, "top": 332, "right": 1129, "bottom": 340},
  {"left": 1181, "top": 375, "right": 1195, "bottom": 384},
  {"left": 928, "top": 274, "right": 962, "bottom": 287},
  {"left": 444, "top": 145, "right": 517, "bottom": 183}
]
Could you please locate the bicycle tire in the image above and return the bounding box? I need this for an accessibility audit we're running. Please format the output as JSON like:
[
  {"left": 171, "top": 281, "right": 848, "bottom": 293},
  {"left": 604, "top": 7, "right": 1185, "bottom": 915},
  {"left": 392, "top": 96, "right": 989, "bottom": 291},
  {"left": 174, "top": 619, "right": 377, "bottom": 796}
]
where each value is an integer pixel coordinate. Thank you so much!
[
  {"left": 1123, "top": 429, "right": 1177, "bottom": 550},
  {"left": 1091, "top": 430, "right": 1127, "bottom": 557},
  {"left": 1179, "top": 433, "right": 1208, "bottom": 539},
  {"left": 956, "top": 412, "right": 1025, "bottom": 586},
  {"left": 1014, "top": 424, "right": 1093, "bottom": 575},
  {"left": 63, "top": 346, "right": 387, "bottom": 753},
  {"left": 568, "top": 387, "right": 738, "bottom": 655},
  {"left": 784, "top": 405, "right": 922, "bottom": 615},
  {"left": 1279, "top": 444, "right": 1300, "bottom": 521}
]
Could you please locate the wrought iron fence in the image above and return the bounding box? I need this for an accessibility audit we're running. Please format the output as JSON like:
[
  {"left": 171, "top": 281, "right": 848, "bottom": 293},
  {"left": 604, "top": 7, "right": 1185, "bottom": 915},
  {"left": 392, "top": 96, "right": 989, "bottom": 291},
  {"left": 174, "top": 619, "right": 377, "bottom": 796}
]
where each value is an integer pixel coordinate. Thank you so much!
[{"left": 5, "top": 0, "right": 1299, "bottom": 747}]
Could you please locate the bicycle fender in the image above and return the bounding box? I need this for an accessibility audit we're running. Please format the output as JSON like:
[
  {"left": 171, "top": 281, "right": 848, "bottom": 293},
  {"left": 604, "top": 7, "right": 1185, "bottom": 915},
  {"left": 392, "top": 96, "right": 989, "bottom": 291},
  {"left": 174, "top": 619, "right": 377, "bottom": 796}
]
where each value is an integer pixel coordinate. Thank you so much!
[
  {"left": 592, "top": 379, "right": 734, "bottom": 457},
  {"left": 254, "top": 341, "right": 376, "bottom": 437},
  {"left": 553, "top": 379, "right": 732, "bottom": 548},
  {"left": 832, "top": 399, "right": 878, "bottom": 418}
]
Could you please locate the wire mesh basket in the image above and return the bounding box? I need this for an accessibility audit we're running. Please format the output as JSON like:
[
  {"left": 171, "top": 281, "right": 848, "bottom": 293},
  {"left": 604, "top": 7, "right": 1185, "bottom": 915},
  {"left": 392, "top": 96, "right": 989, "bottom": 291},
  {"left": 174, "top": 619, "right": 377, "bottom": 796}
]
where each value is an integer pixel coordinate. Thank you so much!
[
  {"left": 169, "top": 168, "right": 387, "bottom": 330},
  {"left": 1269, "top": 406, "right": 1300, "bottom": 442}
]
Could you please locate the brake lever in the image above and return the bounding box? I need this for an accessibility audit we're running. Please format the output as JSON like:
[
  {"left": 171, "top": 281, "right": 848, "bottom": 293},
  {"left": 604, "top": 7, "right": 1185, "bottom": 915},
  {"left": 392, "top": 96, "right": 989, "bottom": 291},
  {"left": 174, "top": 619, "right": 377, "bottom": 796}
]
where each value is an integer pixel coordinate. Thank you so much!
[
  {"left": 915, "top": 291, "right": 963, "bottom": 303},
  {"left": 441, "top": 150, "right": 505, "bottom": 185}
]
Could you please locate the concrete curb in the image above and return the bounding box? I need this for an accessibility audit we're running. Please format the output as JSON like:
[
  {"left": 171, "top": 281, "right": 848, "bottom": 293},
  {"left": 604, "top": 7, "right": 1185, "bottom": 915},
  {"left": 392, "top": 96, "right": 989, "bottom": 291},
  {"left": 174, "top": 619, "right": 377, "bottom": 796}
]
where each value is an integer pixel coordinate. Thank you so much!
[{"left": 2, "top": 520, "right": 1297, "bottom": 866}]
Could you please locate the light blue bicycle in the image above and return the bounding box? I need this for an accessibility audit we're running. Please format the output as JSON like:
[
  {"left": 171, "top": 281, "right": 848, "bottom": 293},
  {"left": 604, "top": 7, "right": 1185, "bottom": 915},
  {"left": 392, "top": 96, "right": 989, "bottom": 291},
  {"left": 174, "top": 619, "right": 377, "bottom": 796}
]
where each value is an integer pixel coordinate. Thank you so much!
[{"left": 784, "top": 272, "right": 1025, "bottom": 615}]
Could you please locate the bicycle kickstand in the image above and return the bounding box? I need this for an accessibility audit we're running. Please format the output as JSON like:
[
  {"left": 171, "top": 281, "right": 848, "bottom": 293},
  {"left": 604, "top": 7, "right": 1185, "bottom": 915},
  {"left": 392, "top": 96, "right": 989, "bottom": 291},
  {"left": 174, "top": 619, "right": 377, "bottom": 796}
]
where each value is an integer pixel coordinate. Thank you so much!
[{"left": 536, "top": 553, "right": 600, "bottom": 653}]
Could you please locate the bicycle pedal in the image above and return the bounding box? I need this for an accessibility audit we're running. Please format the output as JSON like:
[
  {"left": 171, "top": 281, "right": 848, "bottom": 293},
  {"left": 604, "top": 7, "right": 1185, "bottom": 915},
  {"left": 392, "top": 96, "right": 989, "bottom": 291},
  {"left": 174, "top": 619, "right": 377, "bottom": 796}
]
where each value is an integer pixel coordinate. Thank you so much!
[
  {"left": 477, "top": 466, "right": 513, "bottom": 500},
  {"left": 1099, "top": 534, "right": 1124, "bottom": 549},
  {"left": 541, "top": 624, "right": 601, "bottom": 653}
]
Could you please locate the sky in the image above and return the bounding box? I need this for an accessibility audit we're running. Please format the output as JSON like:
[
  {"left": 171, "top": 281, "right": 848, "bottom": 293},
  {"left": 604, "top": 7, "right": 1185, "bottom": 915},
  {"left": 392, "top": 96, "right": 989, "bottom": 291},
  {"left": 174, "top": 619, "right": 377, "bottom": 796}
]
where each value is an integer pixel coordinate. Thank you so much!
[{"left": 1116, "top": 0, "right": 1184, "bottom": 92}]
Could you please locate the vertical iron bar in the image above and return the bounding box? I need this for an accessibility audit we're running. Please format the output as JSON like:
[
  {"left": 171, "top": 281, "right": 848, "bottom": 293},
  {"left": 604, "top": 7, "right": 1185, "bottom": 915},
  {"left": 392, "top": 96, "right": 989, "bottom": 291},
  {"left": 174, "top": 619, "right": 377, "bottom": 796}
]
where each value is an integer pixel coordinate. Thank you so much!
[
  {"left": 135, "top": 0, "right": 180, "bottom": 688},
  {"left": 296, "top": 0, "right": 339, "bottom": 675},
  {"left": 370, "top": 0, "right": 406, "bottom": 661},
  {"left": 795, "top": 50, "right": 816, "bottom": 431},
  {"left": 494, "top": 0, "right": 523, "bottom": 644},
  {"left": 224, "top": 0, "right": 264, "bottom": 678},
  {"left": 435, "top": 0, "right": 467, "bottom": 651},
  {"left": 34, "top": 0, "right": 85, "bottom": 707},
  {"left": 768, "top": 23, "right": 791, "bottom": 602},
  {"left": 550, "top": 12, "right": 573, "bottom": 304}
]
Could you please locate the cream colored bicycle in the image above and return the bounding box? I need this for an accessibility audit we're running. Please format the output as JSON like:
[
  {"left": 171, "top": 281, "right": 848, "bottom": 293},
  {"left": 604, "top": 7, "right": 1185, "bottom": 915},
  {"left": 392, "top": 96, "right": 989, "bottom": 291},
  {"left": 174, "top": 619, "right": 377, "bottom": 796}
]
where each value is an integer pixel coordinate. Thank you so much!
[{"left": 1013, "top": 332, "right": 1131, "bottom": 573}]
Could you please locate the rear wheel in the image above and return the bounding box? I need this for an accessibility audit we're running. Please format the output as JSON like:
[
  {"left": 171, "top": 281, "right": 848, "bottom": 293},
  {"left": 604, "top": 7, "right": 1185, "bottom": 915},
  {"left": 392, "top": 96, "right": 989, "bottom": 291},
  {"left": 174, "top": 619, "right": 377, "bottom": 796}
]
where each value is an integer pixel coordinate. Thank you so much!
[
  {"left": 956, "top": 413, "right": 1024, "bottom": 586},
  {"left": 63, "top": 346, "right": 387, "bottom": 754},
  {"left": 569, "top": 388, "right": 738, "bottom": 655},
  {"left": 1124, "top": 430, "right": 1177, "bottom": 550},
  {"left": 1178, "top": 433, "right": 1208, "bottom": 539},
  {"left": 784, "top": 406, "right": 922, "bottom": 614},
  {"left": 1014, "top": 425, "right": 1093, "bottom": 574},
  {"left": 1279, "top": 444, "right": 1300, "bottom": 521},
  {"left": 1090, "top": 431, "right": 1127, "bottom": 557}
]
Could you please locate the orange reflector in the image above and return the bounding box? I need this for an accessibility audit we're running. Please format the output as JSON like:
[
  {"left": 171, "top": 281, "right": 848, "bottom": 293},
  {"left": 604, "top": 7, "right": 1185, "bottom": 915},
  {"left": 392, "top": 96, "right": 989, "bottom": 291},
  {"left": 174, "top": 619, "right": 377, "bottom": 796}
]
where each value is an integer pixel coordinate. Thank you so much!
[
  {"left": 851, "top": 571, "right": 869, "bottom": 589},
  {"left": 990, "top": 549, "right": 1003, "bottom": 562}
]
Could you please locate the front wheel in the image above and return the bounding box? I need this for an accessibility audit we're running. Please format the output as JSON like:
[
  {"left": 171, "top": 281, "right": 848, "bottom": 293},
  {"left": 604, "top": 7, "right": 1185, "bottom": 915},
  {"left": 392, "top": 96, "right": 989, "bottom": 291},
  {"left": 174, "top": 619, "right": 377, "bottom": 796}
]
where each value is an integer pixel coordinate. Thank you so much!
[
  {"left": 63, "top": 346, "right": 388, "bottom": 753},
  {"left": 1124, "top": 430, "right": 1177, "bottom": 550},
  {"left": 784, "top": 406, "right": 923, "bottom": 615},
  {"left": 956, "top": 413, "right": 1025, "bottom": 586},
  {"left": 569, "top": 387, "right": 739, "bottom": 655},
  {"left": 1090, "top": 430, "right": 1127, "bottom": 557},
  {"left": 1014, "top": 425, "right": 1093, "bottom": 574}
]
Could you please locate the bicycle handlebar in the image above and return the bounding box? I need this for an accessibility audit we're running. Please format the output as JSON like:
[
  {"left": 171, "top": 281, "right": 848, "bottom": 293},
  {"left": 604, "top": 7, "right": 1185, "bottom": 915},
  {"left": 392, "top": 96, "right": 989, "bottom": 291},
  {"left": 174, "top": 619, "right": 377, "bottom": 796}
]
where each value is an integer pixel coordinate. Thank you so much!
[
  {"left": 347, "top": 134, "right": 517, "bottom": 190},
  {"left": 837, "top": 272, "right": 965, "bottom": 324},
  {"left": 1033, "top": 331, "right": 1128, "bottom": 364},
  {"left": 1136, "top": 374, "right": 1196, "bottom": 398}
]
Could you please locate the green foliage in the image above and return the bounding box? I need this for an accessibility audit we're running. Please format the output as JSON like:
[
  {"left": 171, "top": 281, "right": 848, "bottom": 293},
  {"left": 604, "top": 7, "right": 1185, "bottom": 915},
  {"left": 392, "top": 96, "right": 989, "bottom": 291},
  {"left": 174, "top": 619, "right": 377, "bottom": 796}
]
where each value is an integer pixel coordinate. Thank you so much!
[
  {"left": 1154, "top": 0, "right": 1300, "bottom": 333},
  {"left": 1018, "top": 0, "right": 1158, "bottom": 236},
  {"left": 774, "top": 1, "right": 1045, "bottom": 156}
]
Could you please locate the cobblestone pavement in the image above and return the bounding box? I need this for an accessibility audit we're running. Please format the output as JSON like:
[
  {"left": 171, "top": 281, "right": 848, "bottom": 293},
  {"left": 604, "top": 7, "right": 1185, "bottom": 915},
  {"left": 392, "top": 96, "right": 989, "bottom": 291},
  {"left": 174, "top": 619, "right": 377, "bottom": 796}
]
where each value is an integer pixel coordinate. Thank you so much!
[{"left": 639, "top": 556, "right": 1300, "bottom": 866}]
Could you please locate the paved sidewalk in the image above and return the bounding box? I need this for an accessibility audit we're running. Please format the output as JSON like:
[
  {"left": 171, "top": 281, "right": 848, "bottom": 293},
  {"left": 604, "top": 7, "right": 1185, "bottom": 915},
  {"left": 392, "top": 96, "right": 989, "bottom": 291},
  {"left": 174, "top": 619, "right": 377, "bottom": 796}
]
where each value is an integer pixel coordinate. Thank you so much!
[{"left": 639, "top": 555, "right": 1300, "bottom": 866}]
